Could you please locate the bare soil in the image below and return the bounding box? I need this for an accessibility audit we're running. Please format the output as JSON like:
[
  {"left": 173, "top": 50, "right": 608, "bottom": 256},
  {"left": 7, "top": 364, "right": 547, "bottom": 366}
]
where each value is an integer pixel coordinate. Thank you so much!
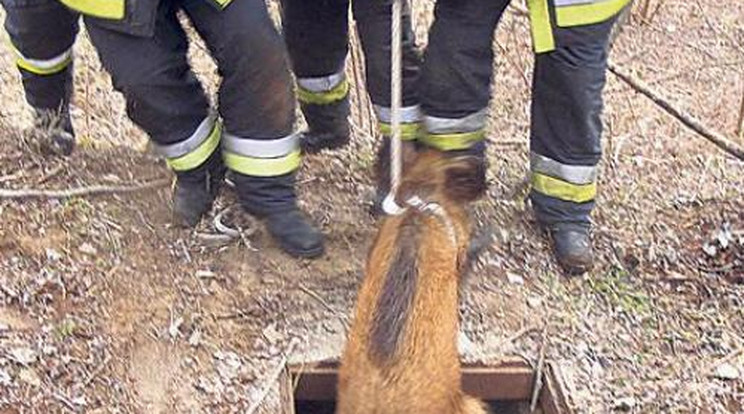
[{"left": 1, "top": 1, "right": 743, "bottom": 413}]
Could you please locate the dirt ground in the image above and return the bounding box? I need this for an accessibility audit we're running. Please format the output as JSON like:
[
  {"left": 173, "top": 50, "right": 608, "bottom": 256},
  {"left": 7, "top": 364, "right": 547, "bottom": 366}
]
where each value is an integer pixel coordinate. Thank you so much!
[{"left": 1, "top": 1, "right": 743, "bottom": 413}]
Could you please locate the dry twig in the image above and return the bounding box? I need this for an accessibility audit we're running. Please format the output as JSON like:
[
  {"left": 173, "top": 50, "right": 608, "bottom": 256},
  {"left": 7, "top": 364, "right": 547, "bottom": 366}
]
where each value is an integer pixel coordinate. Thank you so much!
[
  {"left": 298, "top": 283, "right": 350, "bottom": 331},
  {"left": 530, "top": 327, "right": 548, "bottom": 412},
  {"left": 608, "top": 61, "right": 744, "bottom": 161},
  {"left": 245, "top": 338, "right": 298, "bottom": 414},
  {"left": 0, "top": 178, "right": 170, "bottom": 200},
  {"left": 705, "top": 346, "right": 744, "bottom": 376},
  {"left": 496, "top": 324, "right": 540, "bottom": 351}
]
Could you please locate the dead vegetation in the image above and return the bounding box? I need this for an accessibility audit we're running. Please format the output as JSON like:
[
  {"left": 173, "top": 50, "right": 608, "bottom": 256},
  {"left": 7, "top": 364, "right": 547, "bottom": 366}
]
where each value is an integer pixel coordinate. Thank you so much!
[{"left": 0, "top": 1, "right": 743, "bottom": 412}]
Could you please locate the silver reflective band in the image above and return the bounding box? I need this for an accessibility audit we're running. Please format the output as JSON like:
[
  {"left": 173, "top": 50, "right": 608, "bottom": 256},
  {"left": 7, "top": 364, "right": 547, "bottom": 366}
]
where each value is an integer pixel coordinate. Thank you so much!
[
  {"left": 374, "top": 105, "right": 421, "bottom": 124},
  {"left": 297, "top": 69, "right": 346, "bottom": 92},
  {"left": 530, "top": 152, "right": 597, "bottom": 185},
  {"left": 153, "top": 115, "right": 217, "bottom": 159},
  {"left": 553, "top": 0, "right": 603, "bottom": 5},
  {"left": 222, "top": 132, "right": 299, "bottom": 158},
  {"left": 15, "top": 47, "right": 73, "bottom": 70},
  {"left": 424, "top": 108, "right": 488, "bottom": 134}
]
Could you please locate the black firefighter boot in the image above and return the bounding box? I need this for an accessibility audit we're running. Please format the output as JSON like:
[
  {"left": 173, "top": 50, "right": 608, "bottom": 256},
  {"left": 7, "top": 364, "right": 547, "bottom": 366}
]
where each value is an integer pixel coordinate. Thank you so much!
[
  {"left": 34, "top": 108, "right": 75, "bottom": 156},
  {"left": 172, "top": 149, "right": 226, "bottom": 228},
  {"left": 298, "top": 97, "right": 350, "bottom": 154},
  {"left": 548, "top": 223, "right": 594, "bottom": 276},
  {"left": 231, "top": 172, "right": 324, "bottom": 258}
]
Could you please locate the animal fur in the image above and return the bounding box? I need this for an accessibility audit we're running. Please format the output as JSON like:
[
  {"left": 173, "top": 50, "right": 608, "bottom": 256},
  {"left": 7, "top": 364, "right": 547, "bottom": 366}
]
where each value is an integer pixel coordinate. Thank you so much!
[{"left": 336, "top": 150, "right": 489, "bottom": 414}]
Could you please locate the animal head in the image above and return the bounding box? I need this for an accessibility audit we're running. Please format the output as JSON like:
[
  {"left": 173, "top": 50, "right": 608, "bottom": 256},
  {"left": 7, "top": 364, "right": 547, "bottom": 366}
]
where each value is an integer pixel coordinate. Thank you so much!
[{"left": 396, "top": 149, "right": 487, "bottom": 207}]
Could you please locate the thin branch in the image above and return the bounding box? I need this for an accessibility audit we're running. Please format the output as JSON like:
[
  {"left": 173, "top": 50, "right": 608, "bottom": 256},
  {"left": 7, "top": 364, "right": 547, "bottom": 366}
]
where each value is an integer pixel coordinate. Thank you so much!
[
  {"left": 608, "top": 61, "right": 744, "bottom": 161},
  {"left": 298, "top": 283, "right": 350, "bottom": 332},
  {"left": 245, "top": 339, "right": 298, "bottom": 414},
  {"left": 495, "top": 324, "right": 540, "bottom": 351},
  {"left": 0, "top": 178, "right": 170, "bottom": 200},
  {"left": 530, "top": 327, "right": 548, "bottom": 412}
]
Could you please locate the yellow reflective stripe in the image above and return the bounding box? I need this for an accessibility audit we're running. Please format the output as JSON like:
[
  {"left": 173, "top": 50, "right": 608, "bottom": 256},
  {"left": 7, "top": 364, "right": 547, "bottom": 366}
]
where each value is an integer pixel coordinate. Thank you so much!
[
  {"left": 527, "top": 0, "right": 555, "bottom": 53},
  {"left": 531, "top": 172, "right": 596, "bottom": 203},
  {"left": 166, "top": 121, "right": 222, "bottom": 172},
  {"left": 16, "top": 56, "right": 71, "bottom": 76},
  {"left": 59, "top": 0, "right": 125, "bottom": 19},
  {"left": 11, "top": 44, "right": 72, "bottom": 76},
  {"left": 212, "top": 0, "right": 233, "bottom": 8},
  {"left": 420, "top": 130, "right": 485, "bottom": 151},
  {"left": 378, "top": 122, "right": 421, "bottom": 141},
  {"left": 555, "top": 0, "right": 631, "bottom": 27},
  {"left": 223, "top": 149, "right": 301, "bottom": 177},
  {"left": 297, "top": 79, "right": 349, "bottom": 105}
]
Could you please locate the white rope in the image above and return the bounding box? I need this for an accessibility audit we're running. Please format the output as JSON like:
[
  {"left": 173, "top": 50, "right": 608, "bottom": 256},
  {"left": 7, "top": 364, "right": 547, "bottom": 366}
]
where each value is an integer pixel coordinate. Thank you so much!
[{"left": 382, "top": 0, "right": 406, "bottom": 215}]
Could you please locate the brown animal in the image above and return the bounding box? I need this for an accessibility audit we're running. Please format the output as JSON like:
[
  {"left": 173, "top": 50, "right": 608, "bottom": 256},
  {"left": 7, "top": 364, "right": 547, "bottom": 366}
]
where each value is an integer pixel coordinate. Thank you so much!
[{"left": 336, "top": 150, "right": 490, "bottom": 414}]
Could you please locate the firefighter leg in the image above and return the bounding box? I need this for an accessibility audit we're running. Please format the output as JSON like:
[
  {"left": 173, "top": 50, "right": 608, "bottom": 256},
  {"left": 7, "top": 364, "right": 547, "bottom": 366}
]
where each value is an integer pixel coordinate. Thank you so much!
[
  {"left": 416, "top": 0, "right": 510, "bottom": 197},
  {"left": 84, "top": 5, "right": 224, "bottom": 227},
  {"left": 352, "top": 0, "right": 422, "bottom": 214},
  {"left": 2, "top": 0, "right": 78, "bottom": 155},
  {"left": 183, "top": 0, "right": 324, "bottom": 258},
  {"left": 529, "top": 15, "right": 620, "bottom": 274},
  {"left": 280, "top": 0, "right": 351, "bottom": 154}
]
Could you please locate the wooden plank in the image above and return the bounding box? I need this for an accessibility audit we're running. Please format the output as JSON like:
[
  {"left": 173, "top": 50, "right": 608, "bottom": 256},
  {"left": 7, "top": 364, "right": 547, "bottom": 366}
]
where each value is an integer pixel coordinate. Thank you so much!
[
  {"left": 288, "top": 359, "right": 574, "bottom": 414},
  {"left": 290, "top": 359, "right": 535, "bottom": 402},
  {"left": 462, "top": 366, "right": 534, "bottom": 401}
]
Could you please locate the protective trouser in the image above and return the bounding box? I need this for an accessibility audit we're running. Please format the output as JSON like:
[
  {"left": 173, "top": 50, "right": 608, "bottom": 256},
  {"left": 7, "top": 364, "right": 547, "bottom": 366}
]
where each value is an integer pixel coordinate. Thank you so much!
[
  {"left": 420, "top": 0, "right": 628, "bottom": 227},
  {"left": 84, "top": 0, "right": 300, "bottom": 215},
  {"left": 280, "top": 0, "right": 422, "bottom": 141},
  {"left": 1, "top": 0, "right": 78, "bottom": 132}
]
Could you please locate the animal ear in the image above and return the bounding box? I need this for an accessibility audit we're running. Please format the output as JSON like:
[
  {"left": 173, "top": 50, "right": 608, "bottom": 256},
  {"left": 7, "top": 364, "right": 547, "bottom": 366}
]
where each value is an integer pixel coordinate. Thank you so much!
[{"left": 444, "top": 156, "right": 487, "bottom": 202}]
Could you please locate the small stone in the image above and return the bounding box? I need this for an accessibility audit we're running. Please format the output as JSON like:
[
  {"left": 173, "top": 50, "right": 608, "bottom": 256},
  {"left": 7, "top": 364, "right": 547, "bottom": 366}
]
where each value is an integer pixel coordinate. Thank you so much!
[
  {"left": 716, "top": 224, "right": 733, "bottom": 249},
  {"left": 189, "top": 330, "right": 202, "bottom": 347},
  {"left": 71, "top": 395, "right": 87, "bottom": 406},
  {"left": 262, "top": 323, "right": 282, "bottom": 344},
  {"left": 42, "top": 345, "right": 57, "bottom": 356},
  {"left": 0, "top": 323, "right": 10, "bottom": 333},
  {"left": 10, "top": 347, "right": 37, "bottom": 365},
  {"left": 214, "top": 351, "right": 242, "bottom": 381},
  {"left": 702, "top": 243, "right": 717, "bottom": 257},
  {"left": 102, "top": 174, "right": 121, "bottom": 183},
  {"left": 196, "top": 270, "right": 216, "bottom": 279},
  {"left": 506, "top": 272, "right": 524, "bottom": 285},
  {"left": 78, "top": 243, "right": 98, "bottom": 256},
  {"left": 18, "top": 368, "right": 41, "bottom": 387},
  {"left": 169, "top": 317, "right": 183, "bottom": 339},
  {"left": 0, "top": 368, "right": 12, "bottom": 386},
  {"left": 713, "top": 363, "right": 740, "bottom": 380},
  {"left": 195, "top": 376, "right": 215, "bottom": 394},
  {"left": 526, "top": 296, "right": 542, "bottom": 308},
  {"left": 457, "top": 331, "right": 476, "bottom": 355},
  {"left": 45, "top": 248, "right": 62, "bottom": 262},
  {"left": 613, "top": 396, "right": 637, "bottom": 411}
]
